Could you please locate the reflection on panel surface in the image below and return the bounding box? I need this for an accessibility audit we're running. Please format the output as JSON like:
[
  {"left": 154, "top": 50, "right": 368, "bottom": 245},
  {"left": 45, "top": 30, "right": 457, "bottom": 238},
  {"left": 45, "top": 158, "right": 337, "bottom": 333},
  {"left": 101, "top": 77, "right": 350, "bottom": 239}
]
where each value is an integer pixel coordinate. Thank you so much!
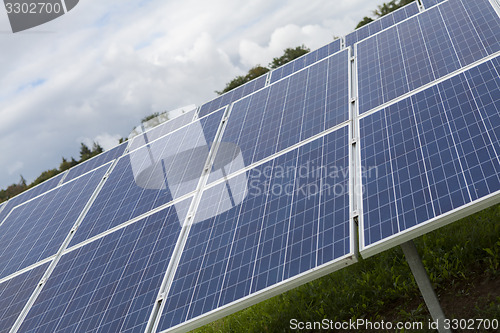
[
  {"left": 128, "top": 109, "right": 196, "bottom": 152},
  {"left": 158, "top": 126, "right": 351, "bottom": 331},
  {"left": 69, "top": 110, "right": 224, "bottom": 246},
  {"left": 360, "top": 57, "right": 500, "bottom": 250}
]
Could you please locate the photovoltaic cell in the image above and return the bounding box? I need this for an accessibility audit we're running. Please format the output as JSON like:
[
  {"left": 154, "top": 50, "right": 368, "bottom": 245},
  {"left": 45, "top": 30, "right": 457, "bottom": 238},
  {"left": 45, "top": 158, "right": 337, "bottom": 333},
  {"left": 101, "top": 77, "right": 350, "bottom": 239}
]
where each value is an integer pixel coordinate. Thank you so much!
[
  {"left": 158, "top": 126, "right": 351, "bottom": 331},
  {"left": 0, "top": 171, "right": 66, "bottom": 226},
  {"left": 69, "top": 110, "right": 224, "bottom": 247},
  {"left": 63, "top": 142, "right": 127, "bottom": 184},
  {"left": 0, "top": 263, "right": 49, "bottom": 332},
  {"left": 421, "top": 0, "right": 447, "bottom": 9},
  {"left": 208, "top": 50, "right": 349, "bottom": 184},
  {"left": 269, "top": 40, "right": 341, "bottom": 84},
  {"left": 344, "top": 1, "right": 420, "bottom": 48},
  {"left": 357, "top": 0, "right": 500, "bottom": 114},
  {"left": 360, "top": 56, "right": 500, "bottom": 251},
  {"left": 198, "top": 75, "right": 267, "bottom": 118},
  {"left": 18, "top": 201, "right": 191, "bottom": 333},
  {"left": 0, "top": 164, "right": 110, "bottom": 280},
  {"left": 128, "top": 109, "right": 197, "bottom": 152},
  {"left": 1, "top": 1, "right": 499, "bottom": 331}
]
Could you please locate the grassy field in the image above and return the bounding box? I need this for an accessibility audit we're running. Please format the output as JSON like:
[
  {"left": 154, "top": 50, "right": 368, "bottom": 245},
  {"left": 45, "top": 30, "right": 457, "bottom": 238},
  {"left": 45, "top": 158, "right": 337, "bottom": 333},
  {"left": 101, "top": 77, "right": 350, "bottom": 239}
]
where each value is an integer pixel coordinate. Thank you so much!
[{"left": 194, "top": 204, "right": 500, "bottom": 332}]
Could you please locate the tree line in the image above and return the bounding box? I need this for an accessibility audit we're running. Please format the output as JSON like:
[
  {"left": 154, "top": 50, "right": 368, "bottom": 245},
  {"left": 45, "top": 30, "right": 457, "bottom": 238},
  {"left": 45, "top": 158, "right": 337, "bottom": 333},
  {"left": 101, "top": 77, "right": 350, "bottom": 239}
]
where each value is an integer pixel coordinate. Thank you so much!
[
  {"left": 217, "top": 0, "right": 416, "bottom": 94},
  {"left": 0, "top": 142, "right": 103, "bottom": 203}
]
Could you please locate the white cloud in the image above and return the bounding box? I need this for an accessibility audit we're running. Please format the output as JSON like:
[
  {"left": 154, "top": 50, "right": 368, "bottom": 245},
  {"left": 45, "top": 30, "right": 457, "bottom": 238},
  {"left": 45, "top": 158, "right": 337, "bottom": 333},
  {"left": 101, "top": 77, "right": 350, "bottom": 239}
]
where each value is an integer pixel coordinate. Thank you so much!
[
  {"left": 0, "top": 0, "right": 387, "bottom": 188},
  {"left": 239, "top": 24, "right": 335, "bottom": 67}
]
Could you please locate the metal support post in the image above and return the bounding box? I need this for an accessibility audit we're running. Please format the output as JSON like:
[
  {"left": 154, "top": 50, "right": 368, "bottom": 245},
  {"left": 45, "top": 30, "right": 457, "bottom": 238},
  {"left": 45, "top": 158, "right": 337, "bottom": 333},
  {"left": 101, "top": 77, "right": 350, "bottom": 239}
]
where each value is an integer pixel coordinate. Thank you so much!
[{"left": 400, "top": 241, "right": 452, "bottom": 333}]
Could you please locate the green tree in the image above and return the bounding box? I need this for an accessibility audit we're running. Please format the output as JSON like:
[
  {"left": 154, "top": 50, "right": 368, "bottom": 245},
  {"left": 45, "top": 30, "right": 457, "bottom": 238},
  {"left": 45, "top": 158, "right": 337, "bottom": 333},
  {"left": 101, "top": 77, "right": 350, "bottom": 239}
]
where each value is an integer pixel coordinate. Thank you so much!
[
  {"left": 80, "top": 142, "right": 103, "bottom": 161},
  {"left": 59, "top": 157, "right": 79, "bottom": 172},
  {"left": 246, "top": 65, "right": 270, "bottom": 81},
  {"left": 216, "top": 45, "right": 310, "bottom": 95},
  {"left": 356, "top": 0, "right": 416, "bottom": 29},
  {"left": 269, "top": 45, "right": 310, "bottom": 69},
  {"left": 356, "top": 16, "right": 374, "bottom": 29},
  {"left": 141, "top": 112, "right": 161, "bottom": 124},
  {"left": 0, "top": 176, "right": 28, "bottom": 202},
  {"left": 29, "top": 169, "right": 60, "bottom": 188},
  {"left": 91, "top": 142, "right": 104, "bottom": 156},
  {"left": 374, "top": 0, "right": 399, "bottom": 17},
  {"left": 216, "top": 65, "right": 270, "bottom": 95},
  {"left": 80, "top": 142, "right": 93, "bottom": 161}
]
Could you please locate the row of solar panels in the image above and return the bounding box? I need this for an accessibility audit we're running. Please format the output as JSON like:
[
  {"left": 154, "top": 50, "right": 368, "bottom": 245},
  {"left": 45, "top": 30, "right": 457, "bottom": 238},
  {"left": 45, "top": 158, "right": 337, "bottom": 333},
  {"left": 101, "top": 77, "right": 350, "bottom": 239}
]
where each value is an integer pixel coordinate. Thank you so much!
[{"left": 1, "top": 0, "right": 499, "bottom": 332}]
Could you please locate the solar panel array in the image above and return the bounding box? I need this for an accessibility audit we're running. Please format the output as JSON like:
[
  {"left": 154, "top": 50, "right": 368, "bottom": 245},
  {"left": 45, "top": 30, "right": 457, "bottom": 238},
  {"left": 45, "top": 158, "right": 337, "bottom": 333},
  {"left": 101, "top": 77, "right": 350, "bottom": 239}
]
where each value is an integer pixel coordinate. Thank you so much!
[{"left": 1, "top": 0, "right": 499, "bottom": 332}]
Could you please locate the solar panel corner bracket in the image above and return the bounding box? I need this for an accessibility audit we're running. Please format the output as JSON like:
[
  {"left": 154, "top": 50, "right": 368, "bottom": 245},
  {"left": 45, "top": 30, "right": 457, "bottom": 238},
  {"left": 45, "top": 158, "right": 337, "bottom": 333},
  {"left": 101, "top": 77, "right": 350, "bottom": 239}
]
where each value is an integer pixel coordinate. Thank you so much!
[
  {"left": 38, "top": 278, "right": 47, "bottom": 286},
  {"left": 156, "top": 292, "right": 166, "bottom": 302}
]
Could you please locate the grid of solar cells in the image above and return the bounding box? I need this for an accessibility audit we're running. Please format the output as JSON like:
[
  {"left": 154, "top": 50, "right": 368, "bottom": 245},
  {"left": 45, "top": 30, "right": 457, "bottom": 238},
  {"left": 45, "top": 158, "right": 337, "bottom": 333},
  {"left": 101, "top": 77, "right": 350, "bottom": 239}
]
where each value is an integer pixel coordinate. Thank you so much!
[
  {"left": 357, "top": 0, "right": 500, "bottom": 114},
  {"left": 269, "top": 39, "right": 341, "bottom": 84},
  {"left": 158, "top": 126, "right": 350, "bottom": 331},
  {"left": 198, "top": 75, "right": 267, "bottom": 118},
  {"left": 344, "top": 1, "right": 420, "bottom": 48},
  {"left": 68, "top": 110, "right": 224, "bottom": 247},
  {"left": 0, "top": 263, "right": 49, "bottom": 332},
  {"left": 17, "top": 201, "right": 191, "bottom": 333},
  {"left": 128, "top": 109, "right": 196, "bottom": 152},
  {"left": 63, "top": 142, "right": 127, "bottom": 184},
  {"left": 360, "top": 57, "right": 500, "bottom": 249},
  {"left": 0, "top": 164, "right": 110, "bottom": 280},
  {"left": 207, "top": 50, "right": 349, "bottom": 184},
  {"left": 421, "top": 0, "right": 447, "bottom": 9},
  {"left": 0, "top": 171, "right": 66, "bottom": 226}
]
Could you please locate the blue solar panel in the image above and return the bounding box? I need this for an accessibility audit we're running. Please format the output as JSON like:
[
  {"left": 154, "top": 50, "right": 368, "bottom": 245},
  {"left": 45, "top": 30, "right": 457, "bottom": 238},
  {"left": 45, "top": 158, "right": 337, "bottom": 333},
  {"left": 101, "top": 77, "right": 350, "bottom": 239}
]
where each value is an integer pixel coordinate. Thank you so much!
[
  {"left": 158, "top": 126, "right": 352, "bottom": 331},
  {"left": 68, "top": 110, "right": 224, "bottom": 247},
  {"left": 421, "top": 0, "right": 447, "bottom": 9},
  {"left": 1, "top": 1, "right": 499, "bottom": 331},
  {"left": 128, "top": 109, "right": 197, "bottom": 152},
  {"left": 357, "top": 0, "right": 500, "bottom": 114},
  {"left": 0, "top": 164, "right": 110, "bottom": 280},
  {"left": 344, "top": 1, "right": 420, "bottom": 48},
  {"left": 360, "top": 56, "right": 500, "bottom": 252},
  {"left": 208, "top": 50, "right": 349, "bottom": 184},
  {"left": 17, "top": 201, "right": 191, "bottom": 333},
  {"left": 198, "top": 75, "right": 267, "bottom": 118},
  {"left": 269, "top": 40, "right": 342, "bottom": 84},
  {"left": 0, "top": 171, "right": 66, "bottom": 226},
  {"left": 63, "top": 142, "right": 127, "bottom": 184},
  {"left": 0, "top": 263, "right": 48, "bottom": 332}
]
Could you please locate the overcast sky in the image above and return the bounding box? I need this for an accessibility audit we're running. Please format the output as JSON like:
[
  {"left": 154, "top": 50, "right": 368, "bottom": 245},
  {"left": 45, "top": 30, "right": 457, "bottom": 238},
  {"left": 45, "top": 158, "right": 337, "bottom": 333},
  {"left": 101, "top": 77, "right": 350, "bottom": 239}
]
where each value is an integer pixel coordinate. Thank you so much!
[{"left": 0, "top": 0, "right": 387, "bottom": 189}]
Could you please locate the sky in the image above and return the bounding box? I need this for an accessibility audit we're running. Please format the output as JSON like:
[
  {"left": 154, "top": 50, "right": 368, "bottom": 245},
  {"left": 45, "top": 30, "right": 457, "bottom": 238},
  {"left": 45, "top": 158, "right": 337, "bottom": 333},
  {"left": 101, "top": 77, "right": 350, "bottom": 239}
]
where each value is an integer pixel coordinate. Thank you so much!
[{"left": 0, "top": 0, "right": 387, "bottom": 189}]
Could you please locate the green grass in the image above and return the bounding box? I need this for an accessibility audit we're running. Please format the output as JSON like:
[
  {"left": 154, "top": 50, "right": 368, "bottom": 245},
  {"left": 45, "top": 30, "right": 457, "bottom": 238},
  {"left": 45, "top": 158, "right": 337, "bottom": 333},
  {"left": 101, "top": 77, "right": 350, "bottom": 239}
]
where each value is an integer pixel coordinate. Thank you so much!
[{"left": 193, "top": 204, "right": 500, "bottom": 332}]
